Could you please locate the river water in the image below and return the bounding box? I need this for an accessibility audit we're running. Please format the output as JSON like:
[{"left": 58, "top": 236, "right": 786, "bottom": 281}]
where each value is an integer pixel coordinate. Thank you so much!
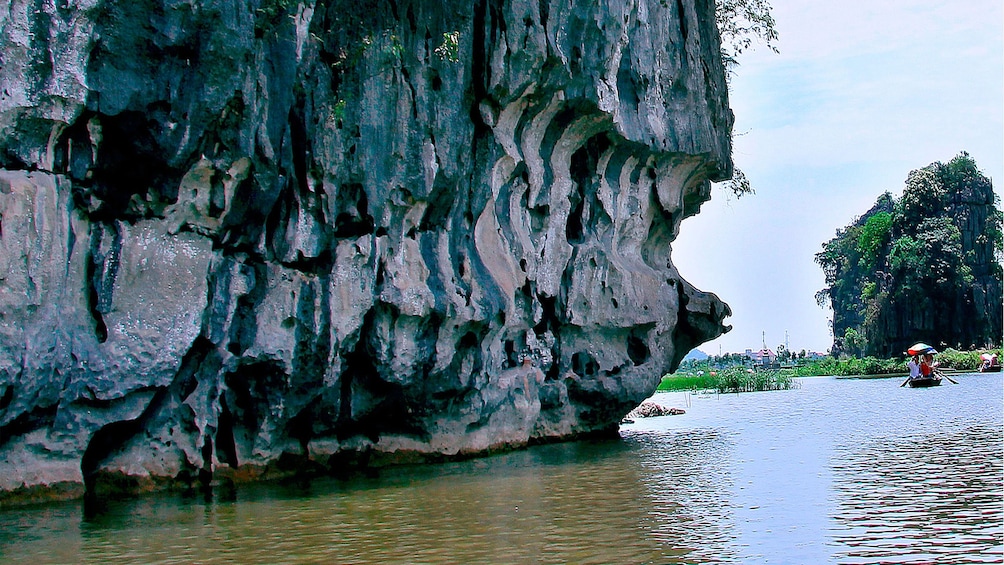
[{"left": 2, "top": 373, "right": 1001, "bottom": 564}]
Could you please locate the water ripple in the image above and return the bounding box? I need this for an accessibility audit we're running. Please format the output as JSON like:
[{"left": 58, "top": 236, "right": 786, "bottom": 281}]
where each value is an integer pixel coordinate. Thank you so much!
[
  {"left": 2, "top": 374, "right": 1001, "bottom": 564},
  {"left": 831, "top": 423, "right": 1003, "bottom": 564}
]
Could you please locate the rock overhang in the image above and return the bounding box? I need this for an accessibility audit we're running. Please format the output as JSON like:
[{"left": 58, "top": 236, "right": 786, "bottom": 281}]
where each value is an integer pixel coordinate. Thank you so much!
[{"left": 0, "top": 0, "right": 732, "bottom": 503}]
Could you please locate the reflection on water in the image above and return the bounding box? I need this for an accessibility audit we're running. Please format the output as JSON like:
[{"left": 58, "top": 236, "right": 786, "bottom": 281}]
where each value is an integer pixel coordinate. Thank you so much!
[
  {"left": 635, "top": 429, "right": 739, "bottom": 562},
  {"left": 3, "top": 440, "right": 737, "bottom": 565},
  {"left": 1, "top": 374, "right": 1001, "bottom": 564},
  {"left": 832, "top": 423, "right": 1004, "bottom": 564}
]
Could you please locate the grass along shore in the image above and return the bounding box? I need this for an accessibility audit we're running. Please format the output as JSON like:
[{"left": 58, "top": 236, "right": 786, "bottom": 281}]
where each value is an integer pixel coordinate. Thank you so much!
[
  {"left": 658, "top": 366, "right": 797, "bottom": 393},
  {"left": 660, "top": 347, "right": 1002, "bottom": 392},
  {"left": 790, "top": 347, "right": 1002, "bottom": 377}
]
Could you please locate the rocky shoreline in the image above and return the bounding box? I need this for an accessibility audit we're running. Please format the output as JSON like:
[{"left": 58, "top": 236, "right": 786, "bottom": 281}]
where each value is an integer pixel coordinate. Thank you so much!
[{"left": 624, "top": 402, "right": 686, "bottom": 420}]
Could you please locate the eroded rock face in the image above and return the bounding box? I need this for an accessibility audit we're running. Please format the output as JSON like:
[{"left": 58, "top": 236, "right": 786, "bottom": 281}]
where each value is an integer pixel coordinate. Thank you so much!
[{"left": 0, "top": 0, "right": 732, "bottom": 500}]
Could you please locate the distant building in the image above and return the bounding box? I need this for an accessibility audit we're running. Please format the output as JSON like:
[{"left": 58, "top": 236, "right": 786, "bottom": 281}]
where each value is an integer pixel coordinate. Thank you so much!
[{"left": 745, "top": 348, "right": 777, "bottom": 367}]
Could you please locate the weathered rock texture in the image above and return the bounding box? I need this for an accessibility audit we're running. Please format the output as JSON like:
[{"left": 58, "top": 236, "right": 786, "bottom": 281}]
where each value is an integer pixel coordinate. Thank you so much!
[
  {"left": 624, "top": 401, "right": 684, "bottom": 419},
  {"left": 0, "top": 0, "right": 733, "bottom": 501}
]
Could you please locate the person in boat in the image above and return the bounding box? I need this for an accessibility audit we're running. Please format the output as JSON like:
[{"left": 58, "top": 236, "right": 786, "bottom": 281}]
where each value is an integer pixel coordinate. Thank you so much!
[
  {"left": 920, "top": 353, "right": 937, "bottom": 380},
  {"left": 907, "top": 355, "right": 921, "bottom": 381},
  {"left": 981, "top": 354, "right": 999, "bottom": 372}
]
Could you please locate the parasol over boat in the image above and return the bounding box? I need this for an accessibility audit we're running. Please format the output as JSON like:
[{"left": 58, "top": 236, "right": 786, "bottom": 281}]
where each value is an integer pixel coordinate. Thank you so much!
[
  {"left": 900, "top": 343, "right": 953, "bottom": 387},
  {"left": 906, "top": 343, "right": 938, "bottom": 356}
]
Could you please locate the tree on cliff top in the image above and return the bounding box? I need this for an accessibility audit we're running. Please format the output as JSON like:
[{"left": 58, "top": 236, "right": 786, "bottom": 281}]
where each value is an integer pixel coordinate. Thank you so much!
[
  {"left": 816, "top": 153, "right": 1003, "bottom": 357},
  {"left": 714, "top": 0, "right": 779, "bottom": 199},
  {"left": 716, "top": 0, "right": 779, "bottom": 71}
]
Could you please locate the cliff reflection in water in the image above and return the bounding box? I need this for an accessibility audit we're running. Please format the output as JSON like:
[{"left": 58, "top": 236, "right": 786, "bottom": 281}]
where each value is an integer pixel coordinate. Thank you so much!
[
  {"left": 95, "top": 437, "right": 746, "bottom": 565},
  {"left": 1, "top": 374, "right": 1001, "bottom": 564},
  {"left": 4, "top": 437, "right": 740, "bottom": 564}
]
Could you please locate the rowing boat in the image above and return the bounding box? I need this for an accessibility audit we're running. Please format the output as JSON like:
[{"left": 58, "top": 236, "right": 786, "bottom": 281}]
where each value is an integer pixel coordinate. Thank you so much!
[{"left": 906, "top": 375, "right": 942, "bottom": 388}]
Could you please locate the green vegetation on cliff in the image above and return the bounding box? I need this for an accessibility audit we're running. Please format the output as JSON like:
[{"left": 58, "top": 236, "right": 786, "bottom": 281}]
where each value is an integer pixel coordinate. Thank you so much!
[{"left": 815, "top": 153, "right": 1003, "bottom": 358}]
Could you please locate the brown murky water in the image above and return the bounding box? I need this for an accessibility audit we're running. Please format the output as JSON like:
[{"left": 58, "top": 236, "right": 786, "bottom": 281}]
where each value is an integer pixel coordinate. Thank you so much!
[{"left": 2, "top": 373, "right": 1001, "bottom": 564}]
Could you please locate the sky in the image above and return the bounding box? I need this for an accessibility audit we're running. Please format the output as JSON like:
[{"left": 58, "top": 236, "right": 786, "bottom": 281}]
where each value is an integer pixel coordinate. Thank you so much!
[{"left": 671, "top": 0, "right": 1004, "bottom": 355}]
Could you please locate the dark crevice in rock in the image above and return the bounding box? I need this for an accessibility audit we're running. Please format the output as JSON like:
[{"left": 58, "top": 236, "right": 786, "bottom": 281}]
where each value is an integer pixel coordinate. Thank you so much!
[
  {"left": 82, "top": 417, "right": 146, "bottom": 497},
  {"left": 226, "top": 260, "right": 268, "bottom": 356},
  {"left": 571, "top": 351, "right": 599, "bottom": 379},
  {"left": 0, "top": 383, "right": 13, "bottom": 411},
  {"left": 73, "top": 385, "right": 159, "bottom": 409},
  {"left": 567, "top": 134, "right": 611, "bottom": 244},
  {"left": 337, "top": 308, "right": 377, "bottom": 440},
  {"left": 223, "top": 358, "right": 289, "bottom": 462},
  {"left": 197, "top": 93, "right": 246, "bottom": 167},
  {"left": 76, "top": 339, "right": 218, "bottom": 500},
  {"left": 333, "top": 183, "right": 375, "bottom": 238},
  {"left": 336, "top": 305, "right": 433, "bottom": 443},
  {"left": 204, "top": 260, "right": 235, "bottom": 345},
  {"left": 267, "top": 178, "right": 336, "bottom": 275},
  {"left": 405, "top": 4, "right": 417, "bottom": 33},
  {"left": 199, "top": 435, "right": 213, "bottom": 487},
  {"left": 400, "top": 67, "right": 419, "bottom": 120},
  {"left": 538, "top": 104, "right": 581, "bottom": 193},
  {"left": 215, "top": 400, "right": 239, "bottom": 468},
  {"left": 291, "top": 278, "right": 332, "bottom": 392},
  {"left": 0, "top": 403, "right": 57, "bottom": 448},
  {"left": 481, "top": 0, "right": 506, "bottom": 99},
  {"left": 79, "top": 339, "right": 218, "bottom": 494},
  {"left": 470, "top": 0, "right": 489, "bottom": 117},
  {"left": 617, "top": 45, "right": 640, "bottom": 118},
  {"left": 627, "top": 330, "right": 651, "bottom": 366},
  {"left": 85, "top": 221, "right": 122, "bottom": 343},
  {"left": 174, "top": 336, "right": 220, "bottom": 402},
  {"left": 288, "top": 92, "right": 311, "bottom": 198},
  {"left": 278, "top": 252, "right": 336, "bottom": 278},
  {"left": 420, "top": 176, "right": 455, "bottom": 232},
  {"left": 285, "top": 398, "right": 321, "bottom": 455},
  {"left": 449, "top": 322, "right": 489, "bottom": 384},
  {"left": 503, "top": 336, "right": 519, "bottom": 369},
  {"left": 566, "top": 180, "right": 585, "bottom": 244},
  {"left": 393, "top": 311, "right": 438, "bottom": 433},
  {"left": 70, "top": 110, "right": 182, "bottom": 221},
  {"left": 534, "top": 294, "right": 562, "bottom": 381},
  {"left": 0, "top": 150, "right": 30, "bottom": 173},
  {"left": 53, "top": 110, "right": 97, "bottom": 181},
  {"left": 26, "top": 0, "right": 54, "bottom": 98},
  {"left": 675, "top": 0, "right": 689, "bottom": 42}
]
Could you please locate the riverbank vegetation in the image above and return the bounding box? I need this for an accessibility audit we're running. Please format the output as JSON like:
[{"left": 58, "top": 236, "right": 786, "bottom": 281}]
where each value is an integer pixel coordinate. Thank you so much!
[
  {"left": 791, "top": 347, "right": 1003, "bottom": 376},
  {"left": 671, "top": 347, "right": 1003, "bottom": 382},
  {"left": 658, "top": 366, "right": 796, "bottom": 393}
]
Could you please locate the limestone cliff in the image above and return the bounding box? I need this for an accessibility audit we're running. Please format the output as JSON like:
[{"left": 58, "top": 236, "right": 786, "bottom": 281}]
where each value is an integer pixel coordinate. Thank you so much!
[{"left": 0, "top": 0, "right": 733, "bottom": 501}]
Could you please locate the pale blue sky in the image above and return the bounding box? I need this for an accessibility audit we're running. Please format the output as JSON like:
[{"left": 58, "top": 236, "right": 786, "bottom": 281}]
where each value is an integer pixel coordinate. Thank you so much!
[{"left": 672, "top": 0, "right": 1004, "bottom": 355}]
